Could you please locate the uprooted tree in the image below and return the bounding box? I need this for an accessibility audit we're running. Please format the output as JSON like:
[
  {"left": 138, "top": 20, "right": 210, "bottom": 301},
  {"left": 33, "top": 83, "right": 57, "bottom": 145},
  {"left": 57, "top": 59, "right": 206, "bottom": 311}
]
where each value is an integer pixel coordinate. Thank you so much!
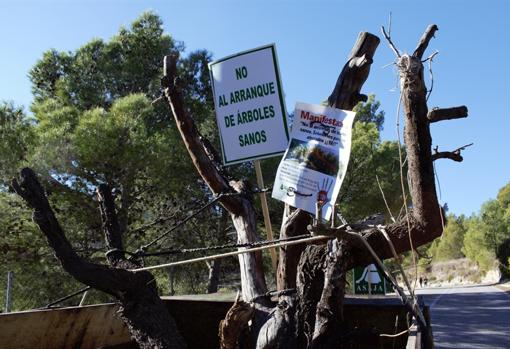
[
  {"left": 163, "top": 24, "right": 469, "bottom": 348},
  {"left": 11, "top": 24, "right": 469, "bottom": 349}
]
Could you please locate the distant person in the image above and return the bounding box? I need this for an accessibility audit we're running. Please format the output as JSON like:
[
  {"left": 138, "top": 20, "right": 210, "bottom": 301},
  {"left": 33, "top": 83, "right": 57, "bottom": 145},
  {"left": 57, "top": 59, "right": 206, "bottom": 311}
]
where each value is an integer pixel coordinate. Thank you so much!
[
  {"left": 424, "top": 278, "right": 428, "bottom": 287},
  {"left": 419, "top": 277, "right": 423, "bottom": 288}
]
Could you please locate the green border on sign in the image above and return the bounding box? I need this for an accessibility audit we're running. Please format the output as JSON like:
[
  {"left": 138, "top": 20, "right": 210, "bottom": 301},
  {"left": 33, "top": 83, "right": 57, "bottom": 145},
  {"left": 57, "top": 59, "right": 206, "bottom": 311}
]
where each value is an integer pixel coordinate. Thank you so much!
[
  {"left": 352, "top": 264, "right": 387, "bottom": 295},
  {"left": 208, "top": 43, "right": 289, "bottom": 166}
]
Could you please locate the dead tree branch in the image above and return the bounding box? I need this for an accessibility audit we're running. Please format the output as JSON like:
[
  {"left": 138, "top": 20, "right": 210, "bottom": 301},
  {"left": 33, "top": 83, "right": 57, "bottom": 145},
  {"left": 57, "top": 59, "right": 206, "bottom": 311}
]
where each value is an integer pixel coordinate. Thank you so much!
[
  {"left": 161, "top": 53, "right": 240, "bottom": 214},
  {"left": 277, "top": 32, "right": 380, "bottom": 292},
  {"left": 432, "top": 143, "right": 473, "bottom": 162},
  {"left": 162, "top": 54, "right": 268, "bottom": 303},
  {"left": 381, "top": 26, "right": 401, "bottom": 58},
  {"left": 328, "top": 32, "right": 382, "bottom": 109},
  {"left": 12, "top": 168, "right": 121, "bottom": 294},
  {"left": 425, "top": 50, "right": 439, "bottom": 101},
  {"left": 12, "top": 168, "right": 185, "bottom": 349},
  {"left": 413, "top": 24, "right": 439, "bottom": 59},
  {"left": 432, "top": 151, "right": 463, "bottom": 162},
  {"left": 428, "top": 106, "right": 468, "bottom": 123},
  {"left": 293, "top": 24, "right": 462, "bottom": 347}
]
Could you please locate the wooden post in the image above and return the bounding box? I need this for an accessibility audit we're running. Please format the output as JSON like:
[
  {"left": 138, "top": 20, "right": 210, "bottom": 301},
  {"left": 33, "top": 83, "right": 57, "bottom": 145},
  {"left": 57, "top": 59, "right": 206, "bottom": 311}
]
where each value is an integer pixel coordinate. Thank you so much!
[
  {"left": 5, "top": 271, "right": 13, "bottom": 313},
  {"left": 254, "top": 160, "right": 278, "bottom": 273}
]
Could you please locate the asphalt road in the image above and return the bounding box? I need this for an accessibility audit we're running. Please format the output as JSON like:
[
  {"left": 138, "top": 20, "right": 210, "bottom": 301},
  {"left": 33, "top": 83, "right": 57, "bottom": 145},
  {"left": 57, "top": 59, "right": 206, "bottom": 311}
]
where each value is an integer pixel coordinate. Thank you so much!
[{"left": 417, "top": 284, "right": 510, "bottom": 349}]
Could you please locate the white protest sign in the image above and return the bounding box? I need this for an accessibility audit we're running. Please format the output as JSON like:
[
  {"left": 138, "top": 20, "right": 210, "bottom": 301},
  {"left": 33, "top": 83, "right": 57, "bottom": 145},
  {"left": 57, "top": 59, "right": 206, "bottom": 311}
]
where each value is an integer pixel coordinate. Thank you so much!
[
  {"left": 208, "top": 44, "right": 289, "bottom": 165},
  {"left": 271, "top": 102, "right": 355, "bottom": 220}
]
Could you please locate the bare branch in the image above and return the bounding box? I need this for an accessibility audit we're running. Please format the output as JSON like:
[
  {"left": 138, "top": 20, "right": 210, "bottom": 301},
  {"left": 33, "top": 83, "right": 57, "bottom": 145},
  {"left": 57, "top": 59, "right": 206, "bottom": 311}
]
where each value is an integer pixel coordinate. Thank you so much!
[
  {"left": 13, "top": 168, "right": 186, "bottom": 348},
  {"left": 11, "top": 168, "right": 78, "bottom": 263},
  {"left": 11, "top": 168, "right": 129, "bottom": 296},
  {"left": 432, "top": 151, "right": 462, "bottom": 162},
  {"left": 413, "top": 24, "right": 439, "bottom": 59},
  {"left": 162, "top": 54, "right": 268, "bottom": 302},
  {"left": 328, "top": 32, "right": 380, "bottom": 108},
  {"left": 162, "top": 54, "right": 241, "bottom": 215},
  {"left": 388, "top": 12, "right": 393, "bottom": 36},
  {"left": 428, "top": 106, "right": 468, "bottom": 123},
  {"left": 219, "top": 293, "right": 254, "bottom": 349},
  {"left": 280, "top": 32, "right": 380, "bottom": 291},
  {"left": 432, "top": 143, "right": 473, "bottom": 162},
  {"left": 310, "top": 211, "right": 444, "bottom": 271},
  {"left": 425, "top": 50, "right": 439, "bottom": 101},
  {"left": 423, "top": 50, "right": 439, "bottom": 63},
  {"left": 381, "top": 26, "right": 401, "bottom": 58}
]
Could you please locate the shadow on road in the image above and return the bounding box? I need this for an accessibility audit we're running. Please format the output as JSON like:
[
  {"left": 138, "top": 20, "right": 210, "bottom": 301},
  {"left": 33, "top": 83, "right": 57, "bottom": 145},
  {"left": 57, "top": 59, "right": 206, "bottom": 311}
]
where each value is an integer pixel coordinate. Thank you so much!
[{"left": 420, "top": 285, "right": 510, "bottom": 349}]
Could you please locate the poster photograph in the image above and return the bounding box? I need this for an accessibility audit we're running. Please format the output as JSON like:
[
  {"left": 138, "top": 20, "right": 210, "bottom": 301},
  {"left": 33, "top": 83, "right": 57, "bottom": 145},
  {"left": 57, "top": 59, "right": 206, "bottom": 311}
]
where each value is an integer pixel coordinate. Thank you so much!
[{"left": 272, "top": 102, "right": 355, "bottom": 220}]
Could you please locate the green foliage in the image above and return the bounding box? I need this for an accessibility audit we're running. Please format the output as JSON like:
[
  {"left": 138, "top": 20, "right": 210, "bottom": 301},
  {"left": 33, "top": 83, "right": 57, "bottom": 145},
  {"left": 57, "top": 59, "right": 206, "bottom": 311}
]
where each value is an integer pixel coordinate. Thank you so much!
[
  {"left": 0, "top": 192, "right": 90, "bottom": 311},
  {"left": 0, "top": 102, "right": 36, "bottom": 185},
  {"left": 428, "top": 215, "right": 467, "bottom": 261},
  {"left": 1, "top": 12, "right": 230, "bottom": 310},
  {"left": 462, "top": 217, "right": 496, "bottom": 272},
  {"left": 333, "top": 95, "right": 405, "bottom": 222},
  {"left": 25, "top": 11, "right": 210, "bottom": 245},
  {"left": 30, "top": 11, "right": 175, "bottom": 109},
  {"left": 338, "top": 120, "right": 404, "bottom": 222},
  {"left": 424, "top": 182, "right": 510, "bottom": 277},
  {"left": 480, "top": 199, "right": 508, "bottom": 254},
  {"left": 460, "top": 187, "right": 509, "bottom": 274},
  {"left": 353, "top": 94, "right": 385, "bottom": 131}
]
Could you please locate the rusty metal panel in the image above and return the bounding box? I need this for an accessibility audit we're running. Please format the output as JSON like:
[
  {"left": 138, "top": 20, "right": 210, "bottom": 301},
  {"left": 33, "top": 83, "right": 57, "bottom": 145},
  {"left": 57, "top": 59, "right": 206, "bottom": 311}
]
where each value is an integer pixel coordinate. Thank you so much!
[
  {"left": 0, "top": 303, "right": 132, "bottom": 349},
  {"left": 0, "top": 296, "right": 413, "bottom": 349}
]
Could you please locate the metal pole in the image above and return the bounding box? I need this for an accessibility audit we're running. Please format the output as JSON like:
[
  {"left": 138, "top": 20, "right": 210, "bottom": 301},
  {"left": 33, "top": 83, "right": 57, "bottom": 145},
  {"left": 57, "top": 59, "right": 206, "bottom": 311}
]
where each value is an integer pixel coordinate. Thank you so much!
[{"left": 5, "top": 271, "right": 13, "bottom": 313}]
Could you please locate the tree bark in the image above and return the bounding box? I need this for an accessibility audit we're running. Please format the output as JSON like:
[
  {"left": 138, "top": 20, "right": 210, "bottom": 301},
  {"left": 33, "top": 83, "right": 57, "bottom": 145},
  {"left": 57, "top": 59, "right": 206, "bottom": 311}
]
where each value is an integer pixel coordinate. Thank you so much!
[
  {"left": 277, "top": 31, "right": 380, "bottom": 291},
  {"left": 258, "top": 24, "right": 459, "bottom": 349},
  {"left": 12, "top": 168, "right": 186, "bottom": 349},
  {"left": 163, "top": 24, "right": 463, "bottom": 349},
  {"left": 307, "top": 240, "right": 349, "bottom": 349},
  {"left": 206, "top": 259, "right": 221, "bottom": 294},
  {"left": 162, "top": 54, "right": 268, "bottom": 303},
  {"left": 167, "top": 267, "right": 176, "bottom": 296},
  {"left": 427, "top": 106, "right": 468, "bottom": 123}
]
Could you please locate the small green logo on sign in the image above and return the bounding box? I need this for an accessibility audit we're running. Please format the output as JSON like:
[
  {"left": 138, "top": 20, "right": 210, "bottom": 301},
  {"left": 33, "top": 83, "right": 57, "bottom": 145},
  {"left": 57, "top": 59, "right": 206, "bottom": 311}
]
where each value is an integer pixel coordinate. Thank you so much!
[{"left": 353, "top": 264, "right": 386, "bottom": 295}]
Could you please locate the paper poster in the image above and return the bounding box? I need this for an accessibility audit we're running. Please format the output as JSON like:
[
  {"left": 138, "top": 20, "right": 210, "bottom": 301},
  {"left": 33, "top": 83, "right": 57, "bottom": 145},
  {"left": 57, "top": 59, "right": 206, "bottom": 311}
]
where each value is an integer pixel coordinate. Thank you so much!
[
  {"left": 271, "top": 102, "right": 355, "bottom": 220},
  {"left": 208, "top": 44, "right": 289, "bottom": 165}
]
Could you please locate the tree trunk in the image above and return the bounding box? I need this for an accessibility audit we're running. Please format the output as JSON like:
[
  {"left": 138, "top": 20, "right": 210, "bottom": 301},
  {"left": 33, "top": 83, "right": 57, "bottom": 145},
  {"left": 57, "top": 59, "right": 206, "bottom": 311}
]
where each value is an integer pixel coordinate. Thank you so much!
[
  {"left": 277, "top": 31, "right": 381, "bottom": 291},
  {"left": 206, "top": 259, "right": 221, "bottom": 294},
  {"left": 258, "top": 25, "right": 459, "bottom": 348},
  {"left": 167, "top": 266, "right": 176, "bottom": 296},
  {"left": 164, "top": 24, "right": 466, "bottom": 348}
]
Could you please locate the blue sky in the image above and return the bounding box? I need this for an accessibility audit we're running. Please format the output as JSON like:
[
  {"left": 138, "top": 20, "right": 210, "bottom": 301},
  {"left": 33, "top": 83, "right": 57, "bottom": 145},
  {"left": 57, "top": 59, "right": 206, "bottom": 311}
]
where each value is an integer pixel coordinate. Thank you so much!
[{"left": 1, "top": 0, "right": 508, "bottom": 216}]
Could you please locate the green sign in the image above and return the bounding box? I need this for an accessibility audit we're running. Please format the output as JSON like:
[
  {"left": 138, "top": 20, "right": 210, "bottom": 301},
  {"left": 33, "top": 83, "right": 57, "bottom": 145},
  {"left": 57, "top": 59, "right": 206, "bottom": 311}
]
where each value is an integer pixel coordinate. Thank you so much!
[
  {"left": 208, "top": 44, "right": 289, "bottom": 165},
  {"left": 353, "top": 263, "right": 386, "bottom": 295}
]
